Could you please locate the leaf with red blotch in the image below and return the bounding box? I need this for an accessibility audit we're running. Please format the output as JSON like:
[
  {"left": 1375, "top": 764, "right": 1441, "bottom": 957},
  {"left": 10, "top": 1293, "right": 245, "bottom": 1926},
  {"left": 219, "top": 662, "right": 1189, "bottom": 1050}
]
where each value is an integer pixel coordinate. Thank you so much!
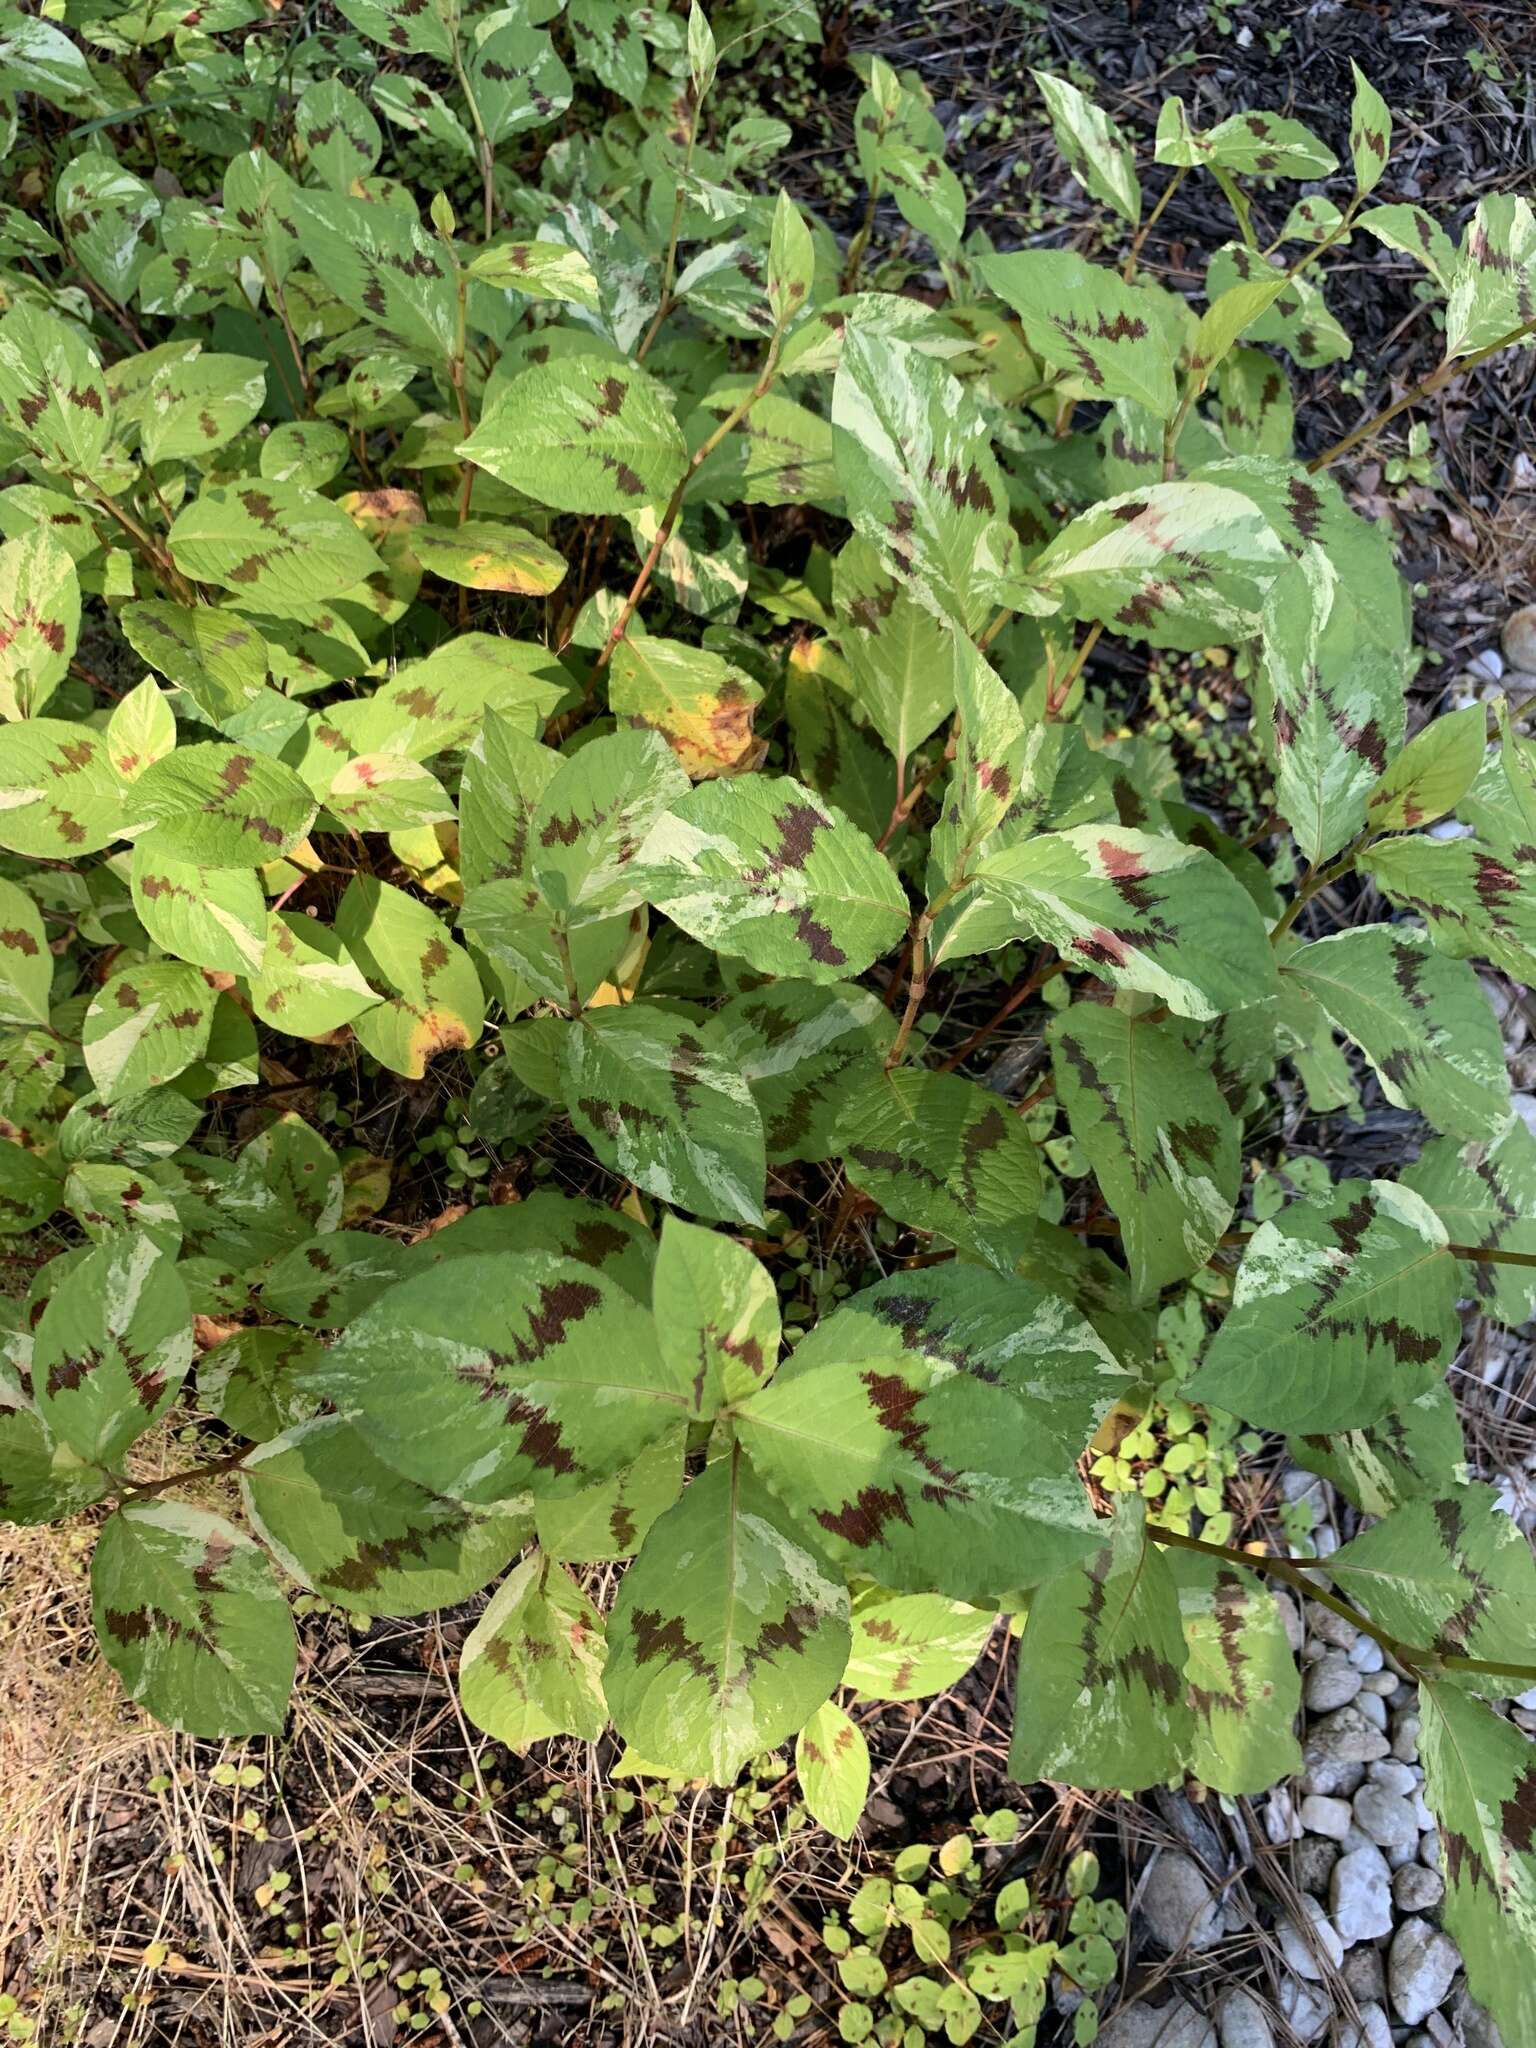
[
  {"left": 300, "top": 1250, "right": 690, "bottom": 1505},
  {"left": 460, "top": 357, "right": 686, "bottom": 516},
  {"left": 1418, "top": 1679, "right": 1536, "bottom": 2048},
  {"left": 132, "top": 742, "right": 317, "bottom": 868},
  {"left": 33, "top": 1232, "right": 192, "bottom": 1466},
  {"left": 1010, "top": 1498, "right": 1192, "bottom": 1792},
  {"left": 0, "top": 526, "right": 79, "bottom": 718},
  {"left": 604, "top": 1449, "right": 850, "bottom": 1783},
  {"left": 0, "top": 719, "right": 124, "bottom": 859},
  {"left": 460, "top": 1552, "right": 608, "bottom": 1749},
  {"left": 1188, "top": 1175, "right": 1461, "bottom": 1434},
  {"left": 738, "top": 1266, "right": 1118, "bottom": 1604},
  {"left": 335, "top": 875, "right": 485, "bottom": 1079},
  {"left": 92, "top": 1501, "right": 295, "bottom": 1736},
  {"left": 83, "top": 960, "right": 216, "bottom": 1104}
]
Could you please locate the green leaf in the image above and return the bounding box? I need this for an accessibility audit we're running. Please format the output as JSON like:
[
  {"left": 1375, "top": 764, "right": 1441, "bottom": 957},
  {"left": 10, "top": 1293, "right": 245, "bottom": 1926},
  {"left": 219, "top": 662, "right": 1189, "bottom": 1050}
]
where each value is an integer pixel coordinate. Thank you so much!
[
  {"left": 831, "top": 329, "right": 1013, "bottom": 632},
  {"left": 132, "top": 742, "right": 316, "bottom": 869},
  {"left": 535, "top": 1426, "right": 685, "bottom": 1562},
  {"left": 1169, "top": 1550, "right": 1301, "bottom": 1794},
  {"left": 767, "top": 189, "right": 816, "bottom": 329},
  {"left": 0, "top": 1384, "right": 105, "bottom": 1522},
  {"left": 1022, "top": 481, "right": 1286, "bottom": 648},
  {"left": 137, "top": 353, "right": 266, "bottom": 467},
  {"left": 1348, "top": 62, "right": 1391, "bottom": 194},
  {"left": 797, "top": 1700, "right": 870, "bottom": 1840},
  {"left": 563, "top": 1003, "right": 766, "bottom": 1226},
  {"left": 604, "top": 1449, "right": 850, "bottom": 1783},
  {"left": 853, "top": 60, "right": 964, "bottom": 255},
  {"left": 410, "top": 519, "right": 566, "bottom": 595},
  {"left": 1188, "top": 1176, "right": 1460, "bottom": 1433},
  {"left": 467, "top": 21, "right": 572, "bottom": 143},
  {"left": 1356, "top": 204, "right": 1457, "bottom": 292},
  {"left": 1158, "top": 100, "right": 1336, "bottom": 177},
  {"left": 305, "top": 1247, "right": 687, "bottom": 1504},
  {"left": 959, "top": 827, "right": 1279, "bottom": 1019},
  {"left": 1009, "top": 1499, "right": 1192, "bottom": 1792},
  {"left": 1289, "top": 1384, "right": 1468, "bottom": 1519},
  {"left": 460, "top": 1552, "right": 607, "bottom": 1748},
  {"left": 334, "top": 0, "right": 452, "bottom": 59},
  {"left": 738, "top": 1266, "right": 1120, "bottom": 1603},
  {"left": 1215, "top": 345, "right": 1294, "bottom": 457},
  {"left": 640, "top": 774, "right": 907, "bottom": 983},
  {"left": 842, "top": 1587, "right": 994, "bottom": 1702},
  {"left": 196, "top": 1325, "right": 323, "bottom": 1442},
  {"left": 1404, "top": 1114, "right": 1536, "bottom": 1327},
  {"left": 1330, "top": 1484, "right": 1536, "bottom": 1695},
  {"left": 462, "top": 358, "right": 687, "bottom": 514},
  {"left": 1031, "top": 71, "right": 1140, "bottom": 225},
  {"left": 608, "top": 634, "right": 763, "bottom": 779},
  {"left": 168, "top": 482, "right": 380, "bottom": 607},
  {"left": 403, "top": 1188, "right": 657, "bottom": 1304},
  {"left": 653, "top": 1215, "right": 779, "bottom": 1417},
  {"left": 1365, "top": 702, "right": 1487, "bottom": 831},
  {"left": 1049, "top": 1003, "right": 1241, "bottom": 1300},
  {"left": 982, "top": 251, "right": 1176, "bottom": 418},
  {"left": 54, "top": 153, "right": 158, "bottom": 301},
  {"left": 335, "top": 876, "right": 484, "bottom": 1077},
  {"left": 1446, "top": 195, "right": 1536, "bottom": 359},
  {"left": 0, "top": 303, "right": 113, "bottom": 475},
  {"left": 0, "top": 719, "right": 123, "bottom": 858},
  {"left": 293, "top": 78, "right": 382, "bottom": 190},
  {"left": 130, "top": 846, "right": 266, "bottom": 975},
  {"left": 0, "top": 527, "right": 78, "bottom": 719},
  {"left": 242, "top": 1415, "right": 529, "bottom": 1615},
  {"left": 834, "top": 1066, "right": 1041, "bottom": 1273},
  {"left": 261, "top": 1230, "right": 411, "bottom": 1328},
  {"left": 0, "top": 11, "right": 94, "bottom": 102},
  {"left": 92, "top": 1501, "right": 296, "bottom": 1737},
  {"left": 532, "top": 728, "right": 689, "bottom": 917},
  {"left": 831, "top": 537, "right": 966, "bottom": 772},
  {"left": 260, "top": 421, "right": 350, "bottom": 489},
  {"left": 465, "top": 239, "right": 601, "bottom": 309},
  {"left": 1205, "top": 245, "right": 1351, "bottom": 368},
  {"left": 1358, "top": 835, "right": 1536, "bottom": 986},
  {"left": 249, "top": 911, "right": 379, "bottom": 1037},
  {"left": 120, "top": 601, "right": 269, "bottom": 730},
  {"left": 0, "top": 876, "right": 51, "bottom": 1026},
  {"left": 1418, "top": 1681, "right": 1536, "bottom": 2048},
  {"left": 715, "top": 980, "right": 892, "bottom": 1164},
  {"left": 1283, "top": 927, "right": 1510, "bottom": 1140},
  {"left": 289, "top": 186, "right": 458, "bottom": 357},
  {"left": 106, "top": 677, "right": 176, "bottom": 784},
  {"left": 83, "top": 961, "right": 216, "bottom": 1103},
  {"left": 351, "top": 635, "right": 568, "bottom": 763}
]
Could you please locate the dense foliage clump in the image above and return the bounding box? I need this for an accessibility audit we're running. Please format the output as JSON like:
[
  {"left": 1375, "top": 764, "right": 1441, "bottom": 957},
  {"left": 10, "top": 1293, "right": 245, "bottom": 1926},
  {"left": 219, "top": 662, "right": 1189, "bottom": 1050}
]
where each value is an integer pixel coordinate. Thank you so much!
[{"left": 1, "top": 7, "right": 1536, "bottom": 2039}]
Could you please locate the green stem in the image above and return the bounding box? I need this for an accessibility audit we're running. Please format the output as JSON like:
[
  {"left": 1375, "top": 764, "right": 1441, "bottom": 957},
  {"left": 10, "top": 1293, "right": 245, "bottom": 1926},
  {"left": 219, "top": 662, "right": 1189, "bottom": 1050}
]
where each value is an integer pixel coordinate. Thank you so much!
[
  {"left": 1268, "top": 844, "right": 1362, "bottom": 946},
  {"left": 637, "top": 116, "right": 699, "bottom": 361},
  {"left": 552, "top": 921, "right": 582, "bottom": 1016},
  {"left": 841, "top": 173, "right": 881, "bottom": 294},
  {"left": 450, "top": 31, "right": 496, "bottom": 241},
  {"left": 1308, "top": 317, "right": 1536, "bottom": 475}
]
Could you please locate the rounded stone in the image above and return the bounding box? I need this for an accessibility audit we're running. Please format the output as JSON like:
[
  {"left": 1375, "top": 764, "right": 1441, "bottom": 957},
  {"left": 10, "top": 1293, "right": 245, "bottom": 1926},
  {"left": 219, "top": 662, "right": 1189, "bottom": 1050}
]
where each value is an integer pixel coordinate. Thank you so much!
[
  {"left": 1331, "top": 1843, "right": 1394, "bottom": 1947},
  {"left": 1389, "top": 1917, "right": 1460, "bottom": 2025},
  {"left": 1140, "top": 1850, "right": 1224, "bottom": 1954},
  {"left": 1352, "top": 1783, "right": 1420, "bottom": 1856},
  {"left": 1215, "top": 1986, "right": 1274, "bottom": 2048},
  {"left": 1305, "top": 1651, "right": 1363, "bottom": 1713},
  {"left": 1393, "top": 1862, "right": 1444, "bottom": 1913}
]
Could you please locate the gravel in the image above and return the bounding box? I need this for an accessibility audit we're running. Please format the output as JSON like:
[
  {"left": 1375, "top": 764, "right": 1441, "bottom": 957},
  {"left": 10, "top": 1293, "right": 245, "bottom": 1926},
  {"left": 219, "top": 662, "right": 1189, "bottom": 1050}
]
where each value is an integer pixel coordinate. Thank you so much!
[{"left": 1331, "top": 1844, "right": 1394, "bottom": 1945}]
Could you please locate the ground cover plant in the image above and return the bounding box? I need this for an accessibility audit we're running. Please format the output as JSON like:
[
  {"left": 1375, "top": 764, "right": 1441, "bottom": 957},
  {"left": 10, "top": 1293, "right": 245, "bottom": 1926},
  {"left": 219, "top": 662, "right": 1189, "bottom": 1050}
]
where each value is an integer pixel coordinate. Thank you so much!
[{"left": 2, "top": 5, "right": 1536, "bottom": 2041}]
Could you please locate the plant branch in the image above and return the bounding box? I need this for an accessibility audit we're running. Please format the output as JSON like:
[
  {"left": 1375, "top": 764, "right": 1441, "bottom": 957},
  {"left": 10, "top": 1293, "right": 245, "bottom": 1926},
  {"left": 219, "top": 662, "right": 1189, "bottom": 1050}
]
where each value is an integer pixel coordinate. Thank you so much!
[
  {"left": 118, "top": 1445, "right": 252, "bottom": 1504},
  {"left": 1307, "top": 317, "right": 1536, "bottom": 475},
  {"left": 938, "top": 952, "right": 1063, "bottom": 1073},
  {"left": 588, "top": 336, "right": 785, "bottom": 682},
  {"left": 1146, "top": 1525, "right": 1536, "bottom": 1686},
  {"left": 884, "top": 912, "right": 931, "bottom": 1071},
  {"left": 1121, "top": 166, "right": 1186, "bottom": 283}
]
